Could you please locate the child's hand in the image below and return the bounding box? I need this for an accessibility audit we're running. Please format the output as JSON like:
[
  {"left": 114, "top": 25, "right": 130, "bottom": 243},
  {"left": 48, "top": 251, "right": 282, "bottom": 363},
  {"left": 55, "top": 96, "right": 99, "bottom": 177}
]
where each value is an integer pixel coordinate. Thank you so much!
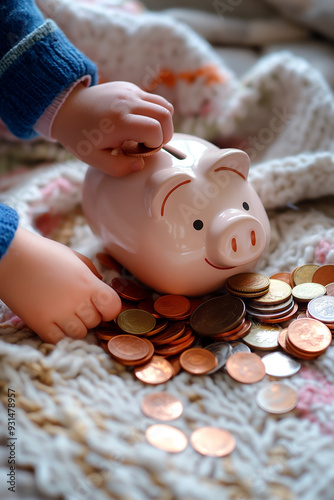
[
  {"left": 52, "top": 81, "right": 174, "bottom": 176},
  {"left": 0, "top": 227, "right": 121, "bottom": 343}
]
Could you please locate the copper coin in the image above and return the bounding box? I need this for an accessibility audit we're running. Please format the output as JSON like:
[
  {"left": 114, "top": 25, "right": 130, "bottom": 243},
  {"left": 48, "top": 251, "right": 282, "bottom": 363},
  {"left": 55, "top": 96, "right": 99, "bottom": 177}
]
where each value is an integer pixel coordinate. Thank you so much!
[
  {"left": 292, "top": 282, "right": 326, "bottom": 302},
  {"left": 293, "top": 264, "right": 319, "bottom": 285},
  {"left": 218, "top": 318, "right": 252, "bottom": 341},
  {"left": 96, "top": 252, "right": 122, "bottom": 272},
  {"left": 190, "top": 295, "right": 245, "bottom": 336},
  {"left": 145, "top": 319, "right": 169, "bottom": 337},
  {"left": 269, "top": 272, "right": 291, "bottom": 285},
  {"left": 312, "top": 264, "right": 334, "bottom": 286},
  {"left": 141, "top": 392, "right": 183, "bottom": 421},
  {"left": 245, "top": 296, "right": 293, "bottom": 314},
  {"left": 111, "top": 277, "right": 147, "bottom": 302},
  {"left": 107, "top": 334, "right": 150, "bottom": 361},
  {"left": 325, "top": 282, "right": 334, "bottom": 296},
  {"left": 285, "top": 335, "right": 327, "bottom": 359},
  {"left": 277, "top": 328, "right": 289, "bottom": 351},
  {"left": 179, "top": 348, "right": 218, "bottom": 375},
  {"left": 249, "top": 279, "right": 292, "bottom": 306},
  {"left": 134, "top": 355, "right": 174, "bottom": 384},
  {"left": 256, "top": 383, "right": 298, "bottom": 414},
  {"left": 307, "top": 295, "right": 334, "bottom": 323},
  {"left": 95, "top": 331, "right": 120, "bottom": 341},
  {"left": 154, "top": 335, "right": 196, "bottom": 357},
  {"left": 168, "top": 355, "right": 182, "bottom": 377},
  {"left": 121, "top": 141, "right": 163, "bottom": 157},
  {"left": 225, "top": 283, "right": 269, "bottom": 298},
  {"left": 287, "top": 318, "right": 332, "bottom": 353},
  {"left": 145, "top": 424, "right": 187, "bottom": 453},
  {"left": 261, "top": 351, "right": 301, "bottom": 378},
  {"left": 242, "top": 322, "right": 281, "bottom": 351},
  {"left": 154, "top": 295, "right": 191, "bottom": 318},
  {"left": 213, "top": 317, "right": 246, "bottom": 337},
  {"left": 247, "top": 300, "right": 295, "bottom": 320},
  {"left": 168, "top": 327, "right": 193, "bottom": 345},
  {"left": 150, "top": 322, "right": 186, "bottom": 345},
  {"left": 117, "top": 309, "right": 156, "bottom": 335},
  {"left": 138, "top": 298, "right": 162, "bottom": 318},
  {"left": 120, "top": 342, "right": 155, "bottom": 366},
  {"left": 255, "top": 303, "right": 298, "bottom": 324},
  {"left": 190, "top": 427, "right": 236, "bottom": 457},
  {"left": 225, "top": 352, "right": 266, "bottom": 384},
  {"left": 227, "top": 273, "right": 270, "bottom": 293}
]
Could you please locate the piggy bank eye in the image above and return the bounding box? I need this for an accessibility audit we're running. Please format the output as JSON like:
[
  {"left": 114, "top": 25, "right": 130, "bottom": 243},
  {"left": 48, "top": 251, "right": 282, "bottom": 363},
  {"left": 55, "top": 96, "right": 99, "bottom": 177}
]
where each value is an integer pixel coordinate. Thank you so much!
[
  {"left": 243, "top": 202, "right": 250, "bottom": 211},
  {"left": 193, "top": 219, "right": 204, "bottom": 230}
]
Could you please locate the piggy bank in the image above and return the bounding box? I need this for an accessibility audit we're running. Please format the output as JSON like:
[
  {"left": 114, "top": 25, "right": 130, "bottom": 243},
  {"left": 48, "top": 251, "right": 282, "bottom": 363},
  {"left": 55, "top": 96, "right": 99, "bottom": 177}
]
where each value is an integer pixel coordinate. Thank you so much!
[{"left": 82, "top": 133, "right": 270, "bottom": 296}]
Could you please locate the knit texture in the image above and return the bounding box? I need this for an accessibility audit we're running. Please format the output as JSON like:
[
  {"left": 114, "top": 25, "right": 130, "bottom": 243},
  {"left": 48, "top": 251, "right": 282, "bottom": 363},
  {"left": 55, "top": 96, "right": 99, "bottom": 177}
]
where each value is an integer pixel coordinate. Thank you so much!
[
  {"left": 1, "top": 2, "right": 334, "bottom": 499},
  {"left": 0, "top": 1, "right": 97, "bottom": 139},
  {"left": 0, "top": 203, "right": 18, "bottom": 259}
]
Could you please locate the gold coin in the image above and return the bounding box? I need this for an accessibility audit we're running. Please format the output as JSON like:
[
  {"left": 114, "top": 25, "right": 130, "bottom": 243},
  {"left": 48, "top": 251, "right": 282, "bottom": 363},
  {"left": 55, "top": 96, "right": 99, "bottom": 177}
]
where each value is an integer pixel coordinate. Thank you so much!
[
  {"left": 293, "top": 264, "right": 319, "bottom": 285},
  {"left": 190, "top": 427, "right": 236, "bottom": 457},
  {"left": 227, "top": 272, "right": 270, "bottom": 293},
  {"left": 145, "top": 424, "right": 187, "bottom": 452},
  {"left": 141, "top": 392, "right": 183, "bottom": 421},
  {"left": 117, "top": 309, "right": 156, "bottom": 335},
  {"left": 225, "top": 352, "right": 266, "bottom": 384},
  {"left": 134, "top": 355, "right": 174, "bottom": 384},
  {"left": 256, "top": 383, "right": 298, "bottom": 414},
  {"left": 292, "top": 282, "right": 326, "bottom": 302},
  {"left": 242, "top": 322, "right": 281, "bottom": 350},
  {"left": 249, "top": 279, "right": 292, "bottom": 305}
]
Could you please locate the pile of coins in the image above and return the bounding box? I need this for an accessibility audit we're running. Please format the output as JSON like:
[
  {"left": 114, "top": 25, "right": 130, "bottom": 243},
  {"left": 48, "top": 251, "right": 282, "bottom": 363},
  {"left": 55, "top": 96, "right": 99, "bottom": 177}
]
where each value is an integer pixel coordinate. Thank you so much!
[{"left": 93, "top": 256, "right": 334, "bottom": 424}]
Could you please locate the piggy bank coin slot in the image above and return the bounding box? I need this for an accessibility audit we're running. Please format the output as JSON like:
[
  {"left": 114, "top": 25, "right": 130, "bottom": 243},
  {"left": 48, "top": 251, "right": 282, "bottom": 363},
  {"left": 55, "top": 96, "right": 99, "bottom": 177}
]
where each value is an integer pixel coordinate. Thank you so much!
[{"left": 162, "top": 145, "right": 187, "bottom": 160}]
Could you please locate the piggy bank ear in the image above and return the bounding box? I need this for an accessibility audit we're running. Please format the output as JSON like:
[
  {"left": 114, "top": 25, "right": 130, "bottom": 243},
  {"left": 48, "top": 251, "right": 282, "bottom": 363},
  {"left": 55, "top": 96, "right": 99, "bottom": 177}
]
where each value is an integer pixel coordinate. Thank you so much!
[
  {"left": 202, "top": 148, "right": 250, "bottom": 180},
  {"left": 145, "top": 169, "right": 193, "bottom": 218}
]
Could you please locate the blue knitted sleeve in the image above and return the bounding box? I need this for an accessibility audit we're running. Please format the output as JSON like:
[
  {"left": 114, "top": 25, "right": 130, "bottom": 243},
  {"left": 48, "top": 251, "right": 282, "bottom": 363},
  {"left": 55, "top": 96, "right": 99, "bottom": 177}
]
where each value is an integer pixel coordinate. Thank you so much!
[
  {"left": 0, "top": 203, "right": 19, "bottom": 261},
  {"left": 0, "top": 0, "right": 98, "bottom": 139}
]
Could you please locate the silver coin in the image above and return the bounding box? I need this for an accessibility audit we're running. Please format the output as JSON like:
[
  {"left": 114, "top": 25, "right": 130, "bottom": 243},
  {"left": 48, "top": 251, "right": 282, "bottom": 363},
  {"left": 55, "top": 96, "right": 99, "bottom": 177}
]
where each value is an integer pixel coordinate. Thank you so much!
[
  {"left": 256, "top": 383, "right": 298, "bottom": 414},
  {"left": 205, "top": 342, "right": 232, "bottom": 374},
  {"left": 262, "top": 351, "right": 301, "bottom": 378},
  {"left": 308, "top": 295, "right": 334, "bottom": 323},
  {"left": 230, "top": 342, "right": 251, "bottom": 354}
]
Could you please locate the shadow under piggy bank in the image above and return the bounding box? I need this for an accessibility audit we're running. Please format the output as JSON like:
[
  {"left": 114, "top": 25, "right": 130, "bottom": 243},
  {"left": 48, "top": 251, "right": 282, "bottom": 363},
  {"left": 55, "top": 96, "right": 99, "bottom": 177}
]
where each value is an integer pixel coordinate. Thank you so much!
[{"left": 82, "top": 133, "right": 271, "bottom": 296}]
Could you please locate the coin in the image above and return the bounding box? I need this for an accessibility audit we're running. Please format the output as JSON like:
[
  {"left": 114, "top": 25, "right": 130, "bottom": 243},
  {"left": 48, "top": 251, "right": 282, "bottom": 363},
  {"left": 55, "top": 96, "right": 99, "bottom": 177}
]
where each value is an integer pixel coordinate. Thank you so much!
[
  {"left": 247, "top": 300, "right": 295, "bottom": 321},
  {"left": 138, "top": 298, "right": 162, "bottom": 318},
  {"left": 242, "top": 322, "right": 281, "bottom": 350},
  {"left": 261, "top": 351, "right": 301, "bottom": 378},
  {"left": 287, "top": 318, "right": 332, "bottom": 353},
  {"left": 153, "top": 295, "right": 191, "bottom": 318},
  {"left": 117, "top": 309, "right": 156, "bottom": 335},
  {"left": 190, "top": 427, "right": 236, "bottom": 457},
  {"left": 190, "top": 295, "right": 245, "bottom": 336},
  {"left": 141, "top": 392, "right": 183, "bottom": 421},
  {"left": 168, "top": 355, "right": 182, "bottom": 376},
  {"left": 249, "top": 279, "right": 292, "bottom": 305},
  {"left": 312, "top": 264, "right": 334, "bottom": 286},
  {"left": 245, "top": 296, "right": 293, "bottom": 314},
  {"left": 168, "top": 327, "right": 193, "bottom": 345},
  {"left": 230, "top": 342, "right": 251, "bottom": 354},
  {"left": 255, "top": 303, "right": 298, "bottom": 324},
  {"left": 150, "top": 322, "right": 185, "bottom": 345},
  {"left": 214, "top": 318, "right": 252, "bottom": 341},
  {"left": 145, "top": 424, "right": 187, "bottom": 452},
  {"left": 293, "top": 264, "right": 319, "bottom": 285},
  {"left": 145, "top": 319, "right": 169, "bottom": 337},
  {"left": 256, "top": 383, "right": 298, "bottom": 414},
  {"left": 111, "top": 277, "right": 147, "bottom": 301},
  {"left": 179, "top": 348, "right": 218, "bottom": 375},
  {"left": 277, "top": 328, "right": 289, "bottom": 352},
  {"left": 225, "top": 352, "right": 266, "bottom": 384},
  {"left": 269, "top": 272, "right": 291, "bottom": 285},
  {"left": 107, "top": 334, "right": 150, "bottom": 361},
  {"left": 154, "top": 335, "right": 196, "bottom": 356},
  {"left": 227, "top": 273, "right": 270, "bottom": 293},
  {"left": 204, "top": 342, "right": 232, "bottom": 374},
  {"left": 325, "top": 282, "right": 334, "bottom": 296},
  {"left": 225, "top": 283, "right": 269, "bottom": 298},
  {"left": 134, "top": 356, "right": 174, "bottom": 384},
  {"left": 121, "top": 141, "right": 163, "bottom": 157},
  {"left": 292, "top": 282, "right": 326, "bottom": 302},
  {"left": 307, "top": 295, "right": 334, "bottom": 323}
]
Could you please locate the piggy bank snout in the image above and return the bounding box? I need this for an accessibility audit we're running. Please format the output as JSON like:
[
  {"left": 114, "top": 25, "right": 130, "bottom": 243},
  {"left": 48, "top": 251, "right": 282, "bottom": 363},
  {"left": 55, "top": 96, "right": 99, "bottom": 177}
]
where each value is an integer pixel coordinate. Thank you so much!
[{"left": 207, "top": 209, "right": 267, "bottom": 268}]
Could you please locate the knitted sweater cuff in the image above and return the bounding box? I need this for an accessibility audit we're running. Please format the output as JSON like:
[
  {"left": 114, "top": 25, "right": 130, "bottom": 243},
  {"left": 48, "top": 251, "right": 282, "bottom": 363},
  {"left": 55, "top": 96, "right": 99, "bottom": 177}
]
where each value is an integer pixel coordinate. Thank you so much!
[
  {"left": 0, "top": 19, "right": 97, "bottom": 140},
  {"left": 0, "top": 204, "right": 19, "bottom": 261}
]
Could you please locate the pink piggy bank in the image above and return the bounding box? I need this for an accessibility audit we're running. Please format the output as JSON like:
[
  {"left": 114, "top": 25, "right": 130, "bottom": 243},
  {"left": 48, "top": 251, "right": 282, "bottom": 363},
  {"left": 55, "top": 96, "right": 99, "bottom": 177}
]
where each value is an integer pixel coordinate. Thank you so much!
[{"left": 82, "top": 133, "right": 270, "bottom": 296}]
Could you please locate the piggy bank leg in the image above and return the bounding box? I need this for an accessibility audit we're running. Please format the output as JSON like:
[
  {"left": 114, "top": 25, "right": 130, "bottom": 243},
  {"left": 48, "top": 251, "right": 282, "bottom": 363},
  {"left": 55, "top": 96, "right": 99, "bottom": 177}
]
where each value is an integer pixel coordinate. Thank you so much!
[{"left": 0, "top": 227, "right": 121, "bottom": 343}]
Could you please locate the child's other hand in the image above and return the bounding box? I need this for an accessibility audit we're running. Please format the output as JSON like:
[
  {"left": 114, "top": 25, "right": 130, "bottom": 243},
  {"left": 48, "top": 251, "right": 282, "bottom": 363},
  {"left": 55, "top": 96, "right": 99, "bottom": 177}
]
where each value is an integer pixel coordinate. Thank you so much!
[{"left": 52, "top": 81, "right": 174, "bottom": 176}]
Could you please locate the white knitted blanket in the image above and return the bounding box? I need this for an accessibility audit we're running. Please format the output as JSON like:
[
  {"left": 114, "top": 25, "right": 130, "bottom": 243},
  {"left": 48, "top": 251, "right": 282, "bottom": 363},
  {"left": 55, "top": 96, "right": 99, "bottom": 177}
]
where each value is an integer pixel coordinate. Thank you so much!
[{"left": 1, "top": 2, "right": 334, "bottom": 499}]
